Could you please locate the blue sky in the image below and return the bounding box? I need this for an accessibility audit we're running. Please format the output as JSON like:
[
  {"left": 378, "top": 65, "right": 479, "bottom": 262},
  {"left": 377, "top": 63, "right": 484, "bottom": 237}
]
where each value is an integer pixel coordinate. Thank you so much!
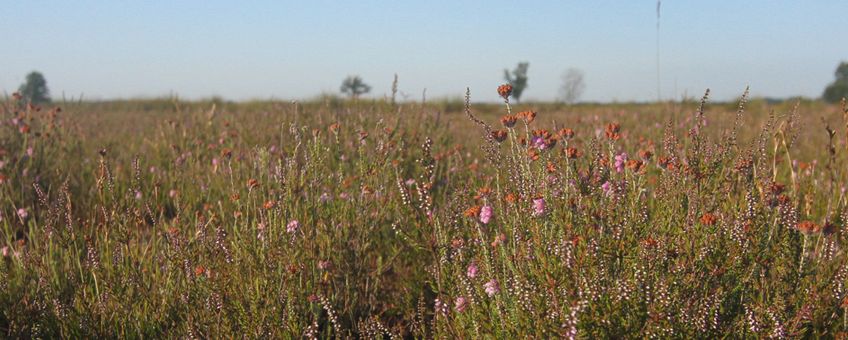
[{"left": 1, "top": 1, "right": 846, "bottom": 102}]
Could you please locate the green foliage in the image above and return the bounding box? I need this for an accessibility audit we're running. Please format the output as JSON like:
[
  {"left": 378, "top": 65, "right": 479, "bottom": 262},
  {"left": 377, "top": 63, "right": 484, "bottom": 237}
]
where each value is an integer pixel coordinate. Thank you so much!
[
  {"left": 824, "top": 62, "right": 848, "bottom": 103},
  {"left": 17, "top": 71, "right": 51, "bottom": 105},
  {"left": 504, "top": 62, "right": 529, "bottom": 102},
  {"left": 340, "top": 75, "right": 371, "bottom": 98}
]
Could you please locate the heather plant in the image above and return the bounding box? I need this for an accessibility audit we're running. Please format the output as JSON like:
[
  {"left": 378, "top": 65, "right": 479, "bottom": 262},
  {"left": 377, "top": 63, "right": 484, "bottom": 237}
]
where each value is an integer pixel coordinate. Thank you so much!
[{"left": 0, "top": 85, "right": 847, "bottom": 338}]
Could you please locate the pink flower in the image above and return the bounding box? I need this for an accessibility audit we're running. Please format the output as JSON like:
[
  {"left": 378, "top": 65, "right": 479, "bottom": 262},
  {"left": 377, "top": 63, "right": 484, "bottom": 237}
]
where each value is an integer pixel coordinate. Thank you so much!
[
  {"left": 601, "top": 181, "right": 612, "bottom": 195},
  {"left": 484, "top": 279, "right": 500, "bottom": 297},
  {"left": 169, "top": 189, "right": 178, "bottom": 198},
  {"left": 434, "top": 299, "right": 448, "bottom": 316},
  {"left": 467, "top": 262, "right": 479, "bottom": 278},
  {"left": 532, "top": 136, "right": 547, "bottom": 150},
  {"left": 532, "top": 197, "right": 546, "bottom": 216},
  {"left": 286, "top": 220, "right": 300, "bottom": 233},
  {"left": 614, "top": 152, "right": 627, "bottom": 173},
  {"left": 454, "top": 296, "right": 468, "bottom": 312},
  {"left": 479, "top": 205, "right": 494, "bottom": 225},
  {"left": 317, "top": 260, "right": 332, "bottom": 270},
  {"left": 17, "top": 208, "right": 28, "bottom": 220}
]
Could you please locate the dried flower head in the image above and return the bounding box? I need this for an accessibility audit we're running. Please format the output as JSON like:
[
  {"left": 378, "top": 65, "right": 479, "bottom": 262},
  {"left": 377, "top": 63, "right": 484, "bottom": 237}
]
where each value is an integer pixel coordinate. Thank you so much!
[
  {"left": 501, "top": 115, "right": 518, "bottom": 128},
  {"left": 491, "top": 129, "right": 508, "bottom": 143},
  {"left": 497, "top": 84, "right": 513, "bottom": 99},
  {"left": 796, "top": 220, "right": 820, "bottom": 235},
  {"left": 517, "top": 110, "right": 537, "bottom": 124},
  {"left": 558, "top": 128, "right": 575, "bottom": 139},
  {"left": 605, "top": 123, "right": 621, "bottom": 140},
  {"left": 464, "top": 205, "right": 482, "bottom": 218},
  {"left": 565, "top": 147, "right": 581, "bottom": 159},
  {"left": 700, "top": 213, "right": 718, "bottom": 226}
]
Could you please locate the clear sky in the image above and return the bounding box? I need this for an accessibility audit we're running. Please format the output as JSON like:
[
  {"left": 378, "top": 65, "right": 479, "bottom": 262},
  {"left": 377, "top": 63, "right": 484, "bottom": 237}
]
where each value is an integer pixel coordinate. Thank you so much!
[{"left": 1, "top": 1, "right": 846, "bottom": 102}]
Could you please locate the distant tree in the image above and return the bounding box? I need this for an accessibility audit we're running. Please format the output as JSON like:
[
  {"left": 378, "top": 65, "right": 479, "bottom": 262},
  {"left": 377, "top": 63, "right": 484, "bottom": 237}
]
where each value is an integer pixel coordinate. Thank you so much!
[
  {"left": 18, "top": 71, "right": 51, "bottom": 104},
  {"left": 340, "top": 75, "right": 371, "bottom": 99},
  {"left": 504, "top": 62, "right": 529, "bottom": 103},
  {"left": 823, "top": 62, "right": 848, "bottom": 103},
  {"left": 559, "top": 68, "right": 586, "bottom": 105}
]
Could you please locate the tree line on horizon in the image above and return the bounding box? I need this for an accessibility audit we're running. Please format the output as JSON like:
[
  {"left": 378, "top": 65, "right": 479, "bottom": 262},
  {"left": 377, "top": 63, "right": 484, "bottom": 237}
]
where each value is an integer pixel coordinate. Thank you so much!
[{"left": 12, "top": 62, "right": 848, "bottom": 105}]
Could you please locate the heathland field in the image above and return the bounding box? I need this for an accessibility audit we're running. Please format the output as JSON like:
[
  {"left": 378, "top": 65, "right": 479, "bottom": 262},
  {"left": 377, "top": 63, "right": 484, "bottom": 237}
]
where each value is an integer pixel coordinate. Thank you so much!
[{"left": 2, "top": 88, "right": 848, "bottom": 338}]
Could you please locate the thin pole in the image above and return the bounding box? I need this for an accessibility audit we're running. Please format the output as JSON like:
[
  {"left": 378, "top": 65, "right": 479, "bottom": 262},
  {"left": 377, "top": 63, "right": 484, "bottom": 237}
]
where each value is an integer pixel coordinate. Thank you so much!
[{"left": 656, "top": 0, "right": 662, "bottom": 102}]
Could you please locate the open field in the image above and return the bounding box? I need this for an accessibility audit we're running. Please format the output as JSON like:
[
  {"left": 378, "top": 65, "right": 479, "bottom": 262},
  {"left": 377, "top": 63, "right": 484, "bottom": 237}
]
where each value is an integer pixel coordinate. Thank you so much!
[{"left": 2, "top": 89, "right": 848, "bottom": 338}]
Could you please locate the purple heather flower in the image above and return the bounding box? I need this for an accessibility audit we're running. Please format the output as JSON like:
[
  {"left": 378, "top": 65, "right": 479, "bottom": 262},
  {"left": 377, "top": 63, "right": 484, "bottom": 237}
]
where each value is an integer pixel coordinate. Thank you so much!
[
  {"left": 532, "top": 136, "right": 547, "bottom": 150},
  {"left": 484, "top": 279, "right": 500, "bottom": 297},
  {"left": 479, "top": 205, "right": 494, "bottom": 225},
  {"left": 17, "top": 208, "right": 28, "bottom": 220},
  {"left": 601, "top": 181, "right": 613, "bottom": 195},
  {"left": 319, "top": 192, "right": 331, "bottom": 203},
  {"left": 454, "top": 296, "right": 468, "bottom": 312},
  {"left": 286, "top": 220, "right": 300, "bottom": 233},
  {"left": 532, "top": 197, "right": 546, "bottom": 216},
  {"left": 614, "top": 152, "right": 627, "bottom": 173},
  {"left": 467, "top": 262, "right": 479, "bottom": 278}
]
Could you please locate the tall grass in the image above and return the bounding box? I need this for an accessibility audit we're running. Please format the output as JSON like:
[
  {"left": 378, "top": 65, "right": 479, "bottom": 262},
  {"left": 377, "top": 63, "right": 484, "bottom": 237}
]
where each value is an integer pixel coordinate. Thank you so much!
[{"left": 1, "top": 89, "right": 847, "bottom": 338}]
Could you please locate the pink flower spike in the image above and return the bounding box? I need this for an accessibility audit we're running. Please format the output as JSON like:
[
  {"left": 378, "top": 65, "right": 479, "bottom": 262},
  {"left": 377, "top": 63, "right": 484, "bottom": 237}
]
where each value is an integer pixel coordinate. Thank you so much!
[
  {"left": 479, "top": 205, "right": 494, "bottom": 225},
  {"left": 286, "top": 220, "right": 300, "bottom": 233},
  {"left": 532, "top": 197, "right": 546, "bottom": 216},
  {"left": 454, "top": 296, "right": 468, "bottom": 312},
  {"left": 484, "top": 279, "right": 500, "bottom": 297},
  {"left": 467, "top": 262, "right": 479, "bottom": 278},
  {"left": 614, "top": 152, "right": 628, "bottom": 173}
]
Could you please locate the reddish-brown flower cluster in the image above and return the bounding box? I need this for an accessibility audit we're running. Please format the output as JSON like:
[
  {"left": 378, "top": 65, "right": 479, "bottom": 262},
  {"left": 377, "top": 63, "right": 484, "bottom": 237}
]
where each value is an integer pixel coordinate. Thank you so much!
[
  {"left": 221, "top": 148, "right": 233, "bottom": 159},
  {"left": 700, "top": 213, "right": 718, "bottom": 226},
  {"left": 504, "top": 192, "right": 517, "bottom": 204},
  {"left": 796, "top": 220, "right": 820, "bottom": 235},
  {"left": 564, "top": 147, "right": 581, "bottom": 159},
  {"left": 605, "top": 123, "right": 621, "bottom": 140},
  {"left": 642, "top": 237, "right": 658, "bottom": 249},
  {"left": 247, "top": 178, "right": 259, "bottom": 189},
  {"left": 463, "top": 205, "right": 482, "bottom": 218},
  {"left": 491, "top": 129, "right": 508, "bottom": 142},
  {"left": 517, "top": 110, "right": 537, "bottom": 124},
  {"left": 658, "top": 156, "right": 677, "bottom": 171},
  {"left": 497, "top": 84, "right": 513, "bottom": 100},
  {"left": 501, "top": 115, "right": 518, "bottom": 128},
  {"left": 625, "top": 159, "right": 645, "bottom": 172},
  {"left": 491, "top": 233, "right": 507, "bottom": 247},
  {"left": 638, "top": 149, "right": 653, "bottom": 160},
  {"left": 263, "top": 200, "right": 276, "bottom": 210},
  {"left": 531, "top": 129, "right": 557, "bottom": 149},
  {"left": 474, "top": 187, "right": 492, "bottom": 200},
  {"left": 557, "top": 128, "right": 575, "bottom": 139},
  {"left": 527, "top": 148, "right": 540, "bottom": 161}
]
